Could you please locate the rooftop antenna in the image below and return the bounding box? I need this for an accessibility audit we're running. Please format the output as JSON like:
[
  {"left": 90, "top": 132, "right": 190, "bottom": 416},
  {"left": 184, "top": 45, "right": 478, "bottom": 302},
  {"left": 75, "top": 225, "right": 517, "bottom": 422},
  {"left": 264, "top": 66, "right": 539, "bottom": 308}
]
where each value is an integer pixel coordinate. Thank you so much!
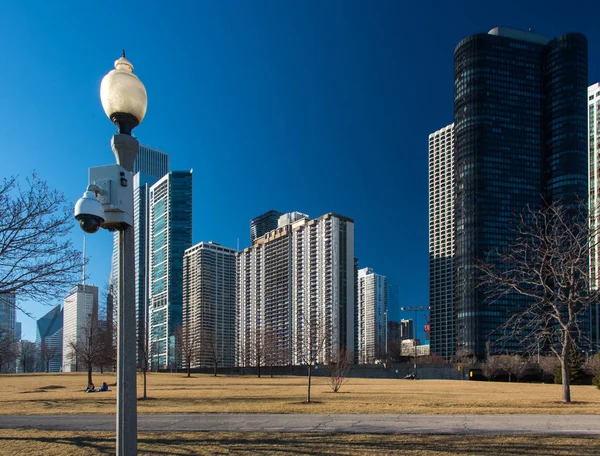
[
  {"left": 237, "top": 237, "right": 240, "bottom": 252},
  {"left": 122, "top": 49, "right": 126, "bottom": 58}
]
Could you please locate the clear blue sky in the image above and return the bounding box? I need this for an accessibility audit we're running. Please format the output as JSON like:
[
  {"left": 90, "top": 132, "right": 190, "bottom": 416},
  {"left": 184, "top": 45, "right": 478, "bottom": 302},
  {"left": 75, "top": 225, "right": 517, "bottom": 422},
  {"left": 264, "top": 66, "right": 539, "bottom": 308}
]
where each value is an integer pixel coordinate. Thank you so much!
[{"left": 1, "top": 1, "right": 598, "bottom": 341}]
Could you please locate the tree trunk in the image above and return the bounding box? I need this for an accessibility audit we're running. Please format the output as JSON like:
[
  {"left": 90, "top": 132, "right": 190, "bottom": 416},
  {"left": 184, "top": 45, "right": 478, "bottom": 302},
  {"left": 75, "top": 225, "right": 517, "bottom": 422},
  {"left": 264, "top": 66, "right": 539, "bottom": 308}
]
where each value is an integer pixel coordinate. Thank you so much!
[
  {"left": 213, "top": 361, "right": 217, "bottom": 377},
  {"left": 143, "top": 368, "right": 147, "bottom": 399},
  {"left": 87, "top": 365, "right": 93, "bottom": 387},
  {"left": 187, "top": 358, "right": 191, "bottom": 378},
  {"left": 257, "top": 363, "right": 261, "bottom": 378},
  {"left": 306, "top": 364, "right": 312, "bottom": 403},
  {"left": 46, "top": 360, "right": 50, "bottom": 373}
]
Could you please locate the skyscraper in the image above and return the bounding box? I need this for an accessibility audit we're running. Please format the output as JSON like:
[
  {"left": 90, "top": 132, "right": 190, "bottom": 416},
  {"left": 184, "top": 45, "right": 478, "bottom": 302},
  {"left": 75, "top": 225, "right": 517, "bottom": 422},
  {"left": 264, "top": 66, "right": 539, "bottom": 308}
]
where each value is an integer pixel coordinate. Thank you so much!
[
  {"left": 0, "top": 293, "right": 16, "bottom": 336},
  {"left": 182, "top": 242, "right": 236, "bottom": 368},
  {"left": 249, "top": 210, "right": 284, "bottom": 243},
  {"left": 356, "top": 267, "right": 388, "bottom": 364},
  {"left": 428, "top": 124, "right": 455, "bottom": 360},
  {"left": 36, "top": 304, "right": 63, "bottom": 372},
  {"left": 589, "top": 82, "right": 600, "bottom": 351},
  {"left": 148, "top": 171, "right": 193, "bottom": 369},
  {"left": 449, "top": 27, "right": 587, "bottom": 358},
  {"left": 237, "top": 212, "right": 355, "bottom": 367},
  {"left": 62, "top": 284, "right": 98, "bottom": 372}
]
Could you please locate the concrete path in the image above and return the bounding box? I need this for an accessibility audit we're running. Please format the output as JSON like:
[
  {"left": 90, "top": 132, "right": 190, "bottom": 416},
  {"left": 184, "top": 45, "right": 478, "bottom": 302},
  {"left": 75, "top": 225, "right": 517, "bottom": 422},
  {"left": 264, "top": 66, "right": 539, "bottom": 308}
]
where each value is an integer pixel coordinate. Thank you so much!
[{"left": 0, "top": 414, "right": 599, "bottom": 435}]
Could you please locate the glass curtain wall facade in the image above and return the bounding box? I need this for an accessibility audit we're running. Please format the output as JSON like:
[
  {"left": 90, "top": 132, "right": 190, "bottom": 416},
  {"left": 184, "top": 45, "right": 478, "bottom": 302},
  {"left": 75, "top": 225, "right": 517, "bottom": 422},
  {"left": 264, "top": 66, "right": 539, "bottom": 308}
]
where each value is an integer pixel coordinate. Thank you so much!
[
  {"left": 453, "top": 28, "right": 587, "bottom": 358},
  {"left": 148, "top": 171, "right": 193, "bottom": 369},
  {"left": 36, "top": 304, "right": 63, "bottom": 372}
]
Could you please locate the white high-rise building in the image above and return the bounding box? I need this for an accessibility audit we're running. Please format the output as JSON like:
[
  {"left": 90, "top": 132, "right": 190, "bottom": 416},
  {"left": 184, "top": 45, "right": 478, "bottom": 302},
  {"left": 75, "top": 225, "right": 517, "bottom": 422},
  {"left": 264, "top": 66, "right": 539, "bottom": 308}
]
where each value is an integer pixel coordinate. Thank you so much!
[
  {"left": 236, "top": 212, "right": 355, "bottom": 367},
  {"left": 182, "top": 242, "right": 236, "bottom": 368},
  {"left": 357, "top": 267, "right": 388, "bottom": 364},
  {"left": 589, "top": 83, "right": 600, "bottom": 350},
  {"left": 429, "top": 123, "right": 455, "bottom": 360},
  {"left": 62, "top": 284, "right": 98, "bottom": 372}
]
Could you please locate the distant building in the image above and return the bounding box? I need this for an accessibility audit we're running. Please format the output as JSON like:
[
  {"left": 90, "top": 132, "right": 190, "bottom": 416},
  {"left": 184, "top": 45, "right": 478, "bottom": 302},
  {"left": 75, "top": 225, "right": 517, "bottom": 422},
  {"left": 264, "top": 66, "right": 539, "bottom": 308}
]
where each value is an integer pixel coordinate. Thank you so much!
[
  {"left": 148, "top": 171, "right": 193, "bottom": 369},
  {"left": 249, "top": 210, "right": 284, "bottom": 243},
  {"left": 0, "top": 293, "right": 16, "bottom": 336},
  {"left": 400, "top": 319, "right": 414, "bottom": 340},
  {"left": 183, "top": 242, "right": 236, "bottom": 368},
  {"left": 356, "top": 267, "right": 388, "bottom": 363},
  {"left": 237, "top": 212, "right": 355, "bottom": 366},
  {"left": 401, "top": 339, "right": 429, "bottom": 357},
  {"left": 62, "top": 285, "right": 98, "bottom": 372},
  {"left": 36, "top": 304, "right": 63, "bottom": 372}
]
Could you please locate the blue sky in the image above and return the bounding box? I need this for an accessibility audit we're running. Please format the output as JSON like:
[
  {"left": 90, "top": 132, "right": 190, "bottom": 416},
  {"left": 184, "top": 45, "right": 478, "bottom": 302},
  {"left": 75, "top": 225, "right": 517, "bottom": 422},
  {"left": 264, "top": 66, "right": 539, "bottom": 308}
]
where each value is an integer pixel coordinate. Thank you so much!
[{"left": 1, "top": 1, "right": 598, "bottom": 341}]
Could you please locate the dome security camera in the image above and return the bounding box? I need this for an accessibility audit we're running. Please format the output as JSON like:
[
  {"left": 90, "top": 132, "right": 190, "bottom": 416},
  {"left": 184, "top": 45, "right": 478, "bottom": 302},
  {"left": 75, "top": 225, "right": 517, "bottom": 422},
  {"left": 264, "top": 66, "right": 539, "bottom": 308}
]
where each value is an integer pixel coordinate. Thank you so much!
[{"left": 74, "top": 189, "right": 105, "bottom": 234}]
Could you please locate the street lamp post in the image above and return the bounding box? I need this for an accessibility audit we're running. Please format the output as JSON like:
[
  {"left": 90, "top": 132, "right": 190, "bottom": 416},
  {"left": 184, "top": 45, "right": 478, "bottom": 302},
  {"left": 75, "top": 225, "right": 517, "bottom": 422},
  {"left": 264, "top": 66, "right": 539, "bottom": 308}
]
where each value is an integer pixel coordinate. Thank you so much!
[
  {"left": 401, "top": 306, "right": 429, "bottom": 379},
  {"left": 100, "top": 53, "right": 147, "bottom": 456}
]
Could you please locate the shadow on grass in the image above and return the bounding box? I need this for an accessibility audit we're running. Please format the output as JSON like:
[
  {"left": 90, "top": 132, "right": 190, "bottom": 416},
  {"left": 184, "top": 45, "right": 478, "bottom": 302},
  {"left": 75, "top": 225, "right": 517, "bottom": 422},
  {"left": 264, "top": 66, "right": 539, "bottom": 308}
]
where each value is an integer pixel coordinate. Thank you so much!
[{"left": 1, "top": 433, "right": 599, "bottom": 456}]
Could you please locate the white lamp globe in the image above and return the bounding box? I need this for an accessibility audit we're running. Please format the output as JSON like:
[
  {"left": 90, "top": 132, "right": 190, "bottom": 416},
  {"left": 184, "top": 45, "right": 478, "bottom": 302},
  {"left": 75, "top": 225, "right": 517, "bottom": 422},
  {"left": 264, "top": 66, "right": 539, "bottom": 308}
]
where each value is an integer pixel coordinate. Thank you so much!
[{"left": 100, "top": 52, "right": 147, "bottom": 134}]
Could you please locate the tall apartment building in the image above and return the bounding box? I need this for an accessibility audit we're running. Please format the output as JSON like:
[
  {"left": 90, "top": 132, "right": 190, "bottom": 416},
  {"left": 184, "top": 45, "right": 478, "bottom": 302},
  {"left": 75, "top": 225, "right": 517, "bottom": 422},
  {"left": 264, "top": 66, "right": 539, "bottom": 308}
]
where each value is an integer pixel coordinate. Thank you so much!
[
  {"left": 182, "top": 242, "right": 236, "bottom": 368},
  {"left": 450, "top": 27, "right": 587, "bottom": 358},
  {"left": 109, "top": 145, "right": 170, "bottom": 363},
  {"left": 236, "top": 212, "right": 355, "bottom": 367},
  {"left": 356, "top": 267, "right": 388, "bottom": 364},
  {"left": 36, "top": 304, "right": 63, "bottom": 372},
  {"left": 62, "top": 284, "right": 98, "bottom": 372},
  {"left": 148, "top": 171, "right": 193, "bottom": 369},
  {"left": 589, "top": 83, "right": 600, "bottom": 351},
  {"left": 428, "top": 124, "right": 454, "bottom": 360},
  {"left": 250, "top": 210, "right": 284, "bottom": 243}
]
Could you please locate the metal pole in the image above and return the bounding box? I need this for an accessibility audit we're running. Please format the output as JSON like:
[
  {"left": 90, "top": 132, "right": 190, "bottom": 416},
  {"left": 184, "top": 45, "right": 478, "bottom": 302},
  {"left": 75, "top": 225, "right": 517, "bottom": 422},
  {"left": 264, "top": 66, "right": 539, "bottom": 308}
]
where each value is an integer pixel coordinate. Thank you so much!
[
  {"left": 414, "top": 307, "right": 418, "bottom": 379},
  {"left": 113, "top": 134, "right": 138, "bottom": 456}
]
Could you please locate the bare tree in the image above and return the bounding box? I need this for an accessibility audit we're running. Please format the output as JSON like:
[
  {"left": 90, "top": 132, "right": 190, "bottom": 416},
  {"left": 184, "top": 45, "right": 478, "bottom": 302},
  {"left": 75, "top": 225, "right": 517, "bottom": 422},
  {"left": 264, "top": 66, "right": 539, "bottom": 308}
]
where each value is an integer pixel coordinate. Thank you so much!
[
  {"left": 583, "top": 352, "right": 600, "bottom": 377},
  {"left": 40, "top": 341, "right": 60, "bottom": 373},
  {"left": 296, "top": 312, "right": 330, "bottom": 403},
  {"left": 68, "top": 317, "right": 103, "bottom": 386},
  {"left": 19, "top": 341, "right": 38, "bottom": 373},
  {"left": 538, "top": 355, "right": 560, "bottom": 382},
  {"left": 0, "top": 174, "right": 82, "bottom": 314},
  {"left": 138, "top": 338, "right": 156, "bottom": 400},
  {"left": 328, "top": 348, "right": 351, "bottom": 392},
  {"left": 0, "top": 328, "right": 18, "bottom": 373},
  {"left": 482, "top": 355, "right": 502, "bottom": 381},
  {"left": 479, "top": 202, "right": 596, "bottom": 402},
  {"left": 174, "top": 326, "right": 196, "bottom": 378}
]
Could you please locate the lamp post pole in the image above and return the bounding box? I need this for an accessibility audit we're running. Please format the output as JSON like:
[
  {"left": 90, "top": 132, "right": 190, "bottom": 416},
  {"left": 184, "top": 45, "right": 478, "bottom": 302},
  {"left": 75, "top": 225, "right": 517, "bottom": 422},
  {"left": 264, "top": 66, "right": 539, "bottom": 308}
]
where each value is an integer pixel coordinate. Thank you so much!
[
  {"left": 100, "top": 53, "right": 148, "bottom": 456},
  {"left": 401, "top": 306, "right": 428, "bottom": 379}
]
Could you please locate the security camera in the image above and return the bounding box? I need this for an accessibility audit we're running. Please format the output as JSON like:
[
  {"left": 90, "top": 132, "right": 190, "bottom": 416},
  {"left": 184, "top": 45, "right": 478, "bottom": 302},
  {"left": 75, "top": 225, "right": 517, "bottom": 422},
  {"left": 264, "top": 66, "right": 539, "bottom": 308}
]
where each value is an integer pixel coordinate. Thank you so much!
[{"left": 74, "top": 188, "right": 105, "bottom": 234}]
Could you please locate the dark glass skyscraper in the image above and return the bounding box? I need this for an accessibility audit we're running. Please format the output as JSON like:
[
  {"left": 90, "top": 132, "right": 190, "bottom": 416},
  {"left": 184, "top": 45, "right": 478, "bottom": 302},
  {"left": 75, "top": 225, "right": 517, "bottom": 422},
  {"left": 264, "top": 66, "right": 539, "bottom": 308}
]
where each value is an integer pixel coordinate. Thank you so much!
[
  {"left": 451, "top": 28, "right": 587, "bottom": 358},
  {"left": 250, "top": 210, "right": 284, "bottom": 243}
]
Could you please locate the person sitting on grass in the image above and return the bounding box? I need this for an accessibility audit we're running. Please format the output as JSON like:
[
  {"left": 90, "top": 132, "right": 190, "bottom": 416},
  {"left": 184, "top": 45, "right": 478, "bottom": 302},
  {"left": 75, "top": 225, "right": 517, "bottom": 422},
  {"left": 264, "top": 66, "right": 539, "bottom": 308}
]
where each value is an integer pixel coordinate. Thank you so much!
[
  {"left": 98, "top": 382, "right": 109, "bottom": 392},
  {"left": 85, "top": 383, "right": 96, "bottom": 393}
]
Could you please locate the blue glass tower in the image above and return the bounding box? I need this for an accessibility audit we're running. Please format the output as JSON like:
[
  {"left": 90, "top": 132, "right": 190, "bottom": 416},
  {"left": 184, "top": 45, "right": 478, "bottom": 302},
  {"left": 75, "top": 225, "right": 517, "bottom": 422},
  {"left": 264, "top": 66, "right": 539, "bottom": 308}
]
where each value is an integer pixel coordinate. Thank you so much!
[{"left": 148, "top": 171, "right": 193, "bottom": 368}]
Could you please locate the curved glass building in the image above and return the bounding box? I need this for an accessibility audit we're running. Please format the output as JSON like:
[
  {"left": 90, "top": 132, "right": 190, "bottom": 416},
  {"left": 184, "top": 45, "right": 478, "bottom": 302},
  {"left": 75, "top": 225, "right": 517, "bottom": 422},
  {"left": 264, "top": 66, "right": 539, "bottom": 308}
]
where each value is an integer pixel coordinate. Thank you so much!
[{"left": 451, "top": 28, "right": 587, "bottom": 358}]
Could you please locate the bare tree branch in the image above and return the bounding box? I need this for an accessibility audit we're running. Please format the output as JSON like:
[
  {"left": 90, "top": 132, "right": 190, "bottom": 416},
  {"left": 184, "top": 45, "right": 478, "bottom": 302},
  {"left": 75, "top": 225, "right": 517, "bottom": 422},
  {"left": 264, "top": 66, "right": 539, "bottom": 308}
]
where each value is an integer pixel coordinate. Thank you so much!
[
  {"left": 478, "top": 201, "right": 597, "bottom": 402},
  {"left": 0, "top": 173, "right": 82, "bottom": 314}
]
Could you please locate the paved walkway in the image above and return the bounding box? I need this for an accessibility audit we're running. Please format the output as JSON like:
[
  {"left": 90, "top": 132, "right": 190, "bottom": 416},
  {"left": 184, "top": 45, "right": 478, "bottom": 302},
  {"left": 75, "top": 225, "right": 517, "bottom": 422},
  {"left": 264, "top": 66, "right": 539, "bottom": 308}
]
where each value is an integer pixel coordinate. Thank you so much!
[{"left": 1, "top": 414, "right": 599, "bottom": 435}]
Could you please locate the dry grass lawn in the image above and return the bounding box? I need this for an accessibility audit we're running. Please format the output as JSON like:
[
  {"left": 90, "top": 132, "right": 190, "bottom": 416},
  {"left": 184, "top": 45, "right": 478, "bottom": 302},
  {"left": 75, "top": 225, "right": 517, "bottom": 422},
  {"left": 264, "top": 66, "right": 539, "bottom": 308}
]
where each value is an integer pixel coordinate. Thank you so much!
[
  {"left": 0, "top": 430, "right": 599, "bottom": 455},
  {"left": 0, "top": 372, "right": 598, "bottom": 415}
]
